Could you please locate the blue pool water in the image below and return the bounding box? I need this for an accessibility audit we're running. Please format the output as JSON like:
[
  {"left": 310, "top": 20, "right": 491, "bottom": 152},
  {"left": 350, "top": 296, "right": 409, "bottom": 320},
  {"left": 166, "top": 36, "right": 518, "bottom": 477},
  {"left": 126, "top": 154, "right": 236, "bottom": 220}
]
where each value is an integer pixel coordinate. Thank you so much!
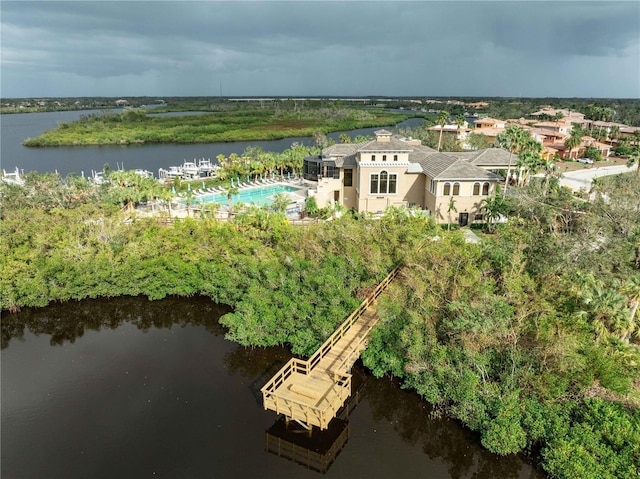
[{"left": 192, "top": 184, "right": 302, "bottom": 206}]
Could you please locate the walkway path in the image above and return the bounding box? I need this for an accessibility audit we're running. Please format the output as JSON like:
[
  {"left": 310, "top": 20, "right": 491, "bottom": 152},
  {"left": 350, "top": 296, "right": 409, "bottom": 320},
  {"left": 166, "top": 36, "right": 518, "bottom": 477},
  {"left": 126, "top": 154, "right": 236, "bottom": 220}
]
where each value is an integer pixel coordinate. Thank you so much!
[
  {"left": 558, "top": 163, "right": 637, "bottom": 192},
  {"left": 261, "top": 266, "right": 400, "bottom": 430}
]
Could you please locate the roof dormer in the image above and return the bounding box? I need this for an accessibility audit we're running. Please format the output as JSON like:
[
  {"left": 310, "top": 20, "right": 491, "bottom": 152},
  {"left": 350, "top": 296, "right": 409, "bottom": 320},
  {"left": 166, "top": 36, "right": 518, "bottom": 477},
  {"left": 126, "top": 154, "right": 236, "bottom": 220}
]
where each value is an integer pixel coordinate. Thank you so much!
[{"left": 374, "top": 129, "right": 393, "bottom": 142}]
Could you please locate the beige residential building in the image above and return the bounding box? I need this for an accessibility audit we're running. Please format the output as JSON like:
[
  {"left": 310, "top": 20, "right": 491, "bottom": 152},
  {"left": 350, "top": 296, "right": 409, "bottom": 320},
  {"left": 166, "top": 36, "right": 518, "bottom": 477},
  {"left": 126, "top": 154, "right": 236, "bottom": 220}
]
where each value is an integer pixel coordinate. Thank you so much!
[{"left": 304, "top": 130, "right": 512, "bottom": 226}]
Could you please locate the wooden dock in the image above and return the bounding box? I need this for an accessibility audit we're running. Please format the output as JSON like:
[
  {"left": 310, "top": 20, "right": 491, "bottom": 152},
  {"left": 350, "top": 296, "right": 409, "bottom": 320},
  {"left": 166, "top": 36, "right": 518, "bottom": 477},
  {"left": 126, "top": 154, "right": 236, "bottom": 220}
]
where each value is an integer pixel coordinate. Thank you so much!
[{"left": 260, "top": 266, "right": 401, "bottom": 430}]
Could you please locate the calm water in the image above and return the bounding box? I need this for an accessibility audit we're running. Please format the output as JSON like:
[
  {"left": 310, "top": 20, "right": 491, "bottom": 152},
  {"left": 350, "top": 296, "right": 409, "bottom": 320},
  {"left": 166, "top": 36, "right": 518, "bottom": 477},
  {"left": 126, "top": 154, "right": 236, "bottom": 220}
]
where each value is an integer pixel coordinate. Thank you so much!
[
  {"left": 0, "top": 110, "right": 424, "bottom": 178},
  {"left": 1, "top": 297, "right": 544, "bottom": 479}
]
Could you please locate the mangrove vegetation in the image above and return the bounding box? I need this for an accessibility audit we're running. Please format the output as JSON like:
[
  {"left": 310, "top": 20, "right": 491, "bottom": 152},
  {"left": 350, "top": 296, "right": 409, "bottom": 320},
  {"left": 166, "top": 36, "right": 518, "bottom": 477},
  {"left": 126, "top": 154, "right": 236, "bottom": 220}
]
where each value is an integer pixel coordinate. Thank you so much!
[
  {"left": 22, "top": 106, "right": 413, "bottom": 146},
  {"left": 1, "top": 169, "right": 639, "bottom": 479}
]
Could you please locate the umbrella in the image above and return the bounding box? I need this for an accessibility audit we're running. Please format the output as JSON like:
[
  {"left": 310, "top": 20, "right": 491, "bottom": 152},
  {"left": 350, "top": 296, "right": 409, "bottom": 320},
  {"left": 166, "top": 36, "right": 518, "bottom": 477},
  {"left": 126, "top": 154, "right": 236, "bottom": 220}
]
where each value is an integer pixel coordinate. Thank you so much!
[
  {"left": 187, "top": 183, "right": 191, "bottom": 192},
  {"left": 202, "top": 181, "right": 206, "bottom": 190},
  {"left": 171, "top": 186, "right": 176, "bottom": 194},
  {"left": 287, "top": 171, "right": 291, "bottom": 180},
  {"left": 231, "top": 178, "right": 234, "bottom": 187}
]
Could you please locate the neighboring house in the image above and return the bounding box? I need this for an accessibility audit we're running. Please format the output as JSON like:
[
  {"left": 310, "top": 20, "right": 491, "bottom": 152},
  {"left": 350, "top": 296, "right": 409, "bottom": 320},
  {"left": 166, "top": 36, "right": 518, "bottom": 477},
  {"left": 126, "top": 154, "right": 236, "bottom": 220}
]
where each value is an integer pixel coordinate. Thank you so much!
[
  {"left": 466, "top": 101, "right": 490, "bottom": 109},
  {"left": 427, "top": 123, "right": 471, "bottom": 143},
  {"left": 474, "top": 117, "right": 506, "bottom": 129},
  {"left": 581, "top": 137, "right": 612, "bottom": 158},
  {"left": 532, "top": 121, "right": 573, "bottom": 135},
  {"left": 469, "top": 127, "right": 504, "bottom": 145},
  {"left": 619, "top": 125, "right": 640, "bottom": 140},
  {"left": 304, "top": 130, "right": 508, "bottom": 226},
  {"left": 530, "top": 108, "right": 590, "bottom": 127}
]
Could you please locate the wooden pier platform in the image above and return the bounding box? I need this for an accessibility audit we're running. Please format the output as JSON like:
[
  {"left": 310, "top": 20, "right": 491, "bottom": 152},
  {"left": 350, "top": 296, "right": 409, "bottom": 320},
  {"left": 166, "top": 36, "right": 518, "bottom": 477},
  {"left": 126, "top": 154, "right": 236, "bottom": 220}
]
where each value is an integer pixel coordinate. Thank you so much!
[{"left": 261, "top": 266, "right": 400, "bottom": 429}]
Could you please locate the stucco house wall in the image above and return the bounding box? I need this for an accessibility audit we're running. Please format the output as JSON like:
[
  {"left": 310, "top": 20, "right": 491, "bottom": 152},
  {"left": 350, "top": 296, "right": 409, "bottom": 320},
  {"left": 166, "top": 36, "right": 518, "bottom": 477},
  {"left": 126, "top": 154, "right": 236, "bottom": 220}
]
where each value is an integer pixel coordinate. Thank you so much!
[{"left": 306, "top": 129, "right": 506, "bottom": 224}]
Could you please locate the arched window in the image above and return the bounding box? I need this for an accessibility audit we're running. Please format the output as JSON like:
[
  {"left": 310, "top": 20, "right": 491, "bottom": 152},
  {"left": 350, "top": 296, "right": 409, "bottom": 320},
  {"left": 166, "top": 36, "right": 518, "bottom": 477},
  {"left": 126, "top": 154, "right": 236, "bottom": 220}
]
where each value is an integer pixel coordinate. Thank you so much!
[
  {"left": 473, "top": 182, "right": 480, "bottom": 195},
  {"left": 370, "top": 170, "right": 398, "bottom": 194},
  {"left": 482, "top": 182, "right": 489, "bottom": 195},
  {"left": 380, "top": 171, "right": 388, "bottom": 192},
  {"left": 443, "top": 182, "right": 451, "bottom": 195},
  {"left": 453, "top": 183, "right": 460, "bottom": 195}
]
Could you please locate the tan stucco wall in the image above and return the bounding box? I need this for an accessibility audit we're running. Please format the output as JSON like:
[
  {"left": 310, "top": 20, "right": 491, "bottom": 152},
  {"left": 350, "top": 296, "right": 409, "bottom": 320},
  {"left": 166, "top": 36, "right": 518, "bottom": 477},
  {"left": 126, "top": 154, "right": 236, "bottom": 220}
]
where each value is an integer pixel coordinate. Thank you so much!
[
  {"left": 427, "top": 180, "right": 496, "bottom": 223},
  {"left": 403, "top": 174, "right": 425, "bottom": 207},
  {"left": 315, "top": 177, "right": 343, "bottom": 209},
  {"left": 355, "top": 164, "right": 415, "bottom": 212}
]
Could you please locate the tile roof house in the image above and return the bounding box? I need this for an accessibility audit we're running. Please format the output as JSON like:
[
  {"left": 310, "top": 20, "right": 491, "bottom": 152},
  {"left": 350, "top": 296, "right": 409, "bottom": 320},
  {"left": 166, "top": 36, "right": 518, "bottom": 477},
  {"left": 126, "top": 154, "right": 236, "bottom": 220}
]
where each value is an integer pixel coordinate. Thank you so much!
[{"left": 304, "top": 130, "right": 510, "bottom": 226}]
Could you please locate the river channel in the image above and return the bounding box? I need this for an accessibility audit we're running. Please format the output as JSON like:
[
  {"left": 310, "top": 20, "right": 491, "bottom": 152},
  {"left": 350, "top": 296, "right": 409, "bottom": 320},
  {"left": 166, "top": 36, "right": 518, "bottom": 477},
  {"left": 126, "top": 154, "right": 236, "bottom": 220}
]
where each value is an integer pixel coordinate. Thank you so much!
[
  {"left": 1, "top": 110, "right": 423, "bottom": 178},
  {"left": 1, "top": 296, "right": 543, "bottom": 479}
]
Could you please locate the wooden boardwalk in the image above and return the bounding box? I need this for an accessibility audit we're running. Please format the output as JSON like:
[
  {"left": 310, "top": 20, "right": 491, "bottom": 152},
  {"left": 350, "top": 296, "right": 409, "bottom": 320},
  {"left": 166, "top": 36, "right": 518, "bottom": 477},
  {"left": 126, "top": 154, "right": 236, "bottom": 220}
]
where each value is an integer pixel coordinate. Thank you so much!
[{"left": 261, "top": 266, "right": 401, "bottom": 430}]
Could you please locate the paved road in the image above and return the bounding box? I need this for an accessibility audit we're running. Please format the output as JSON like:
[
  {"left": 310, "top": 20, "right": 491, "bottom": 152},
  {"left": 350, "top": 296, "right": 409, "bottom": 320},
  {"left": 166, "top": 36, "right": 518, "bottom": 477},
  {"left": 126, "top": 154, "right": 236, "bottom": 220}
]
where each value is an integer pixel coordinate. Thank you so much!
[{"left": 558, "top": 164, "right": 637, "bottom": 191}]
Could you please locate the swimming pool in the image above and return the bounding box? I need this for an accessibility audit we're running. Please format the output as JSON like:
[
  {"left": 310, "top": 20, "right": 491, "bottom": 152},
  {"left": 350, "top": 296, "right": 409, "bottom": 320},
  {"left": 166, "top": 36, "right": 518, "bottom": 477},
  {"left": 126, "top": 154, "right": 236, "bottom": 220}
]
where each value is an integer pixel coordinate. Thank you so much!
[{"left": 191, "top": 184, "right": 303, "bottom": 206}]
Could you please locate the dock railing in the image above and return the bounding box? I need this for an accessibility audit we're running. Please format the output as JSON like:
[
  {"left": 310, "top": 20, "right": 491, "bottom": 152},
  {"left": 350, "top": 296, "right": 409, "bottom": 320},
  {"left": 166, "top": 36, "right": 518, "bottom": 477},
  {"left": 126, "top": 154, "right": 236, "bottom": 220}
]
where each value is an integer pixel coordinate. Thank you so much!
[
  {"left": 306, "top": 264, "right": 401, "bottom": 372},
  {"left": 261, "top": 265, "right": 401, "bottom": 428}
]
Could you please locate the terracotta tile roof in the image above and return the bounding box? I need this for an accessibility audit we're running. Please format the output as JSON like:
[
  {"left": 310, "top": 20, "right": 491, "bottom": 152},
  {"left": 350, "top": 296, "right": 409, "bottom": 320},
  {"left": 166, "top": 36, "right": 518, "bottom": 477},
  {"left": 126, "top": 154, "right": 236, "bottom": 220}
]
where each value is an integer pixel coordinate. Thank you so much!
[{"left": 471, "top": 127, "right": 504, "bottom": 136}]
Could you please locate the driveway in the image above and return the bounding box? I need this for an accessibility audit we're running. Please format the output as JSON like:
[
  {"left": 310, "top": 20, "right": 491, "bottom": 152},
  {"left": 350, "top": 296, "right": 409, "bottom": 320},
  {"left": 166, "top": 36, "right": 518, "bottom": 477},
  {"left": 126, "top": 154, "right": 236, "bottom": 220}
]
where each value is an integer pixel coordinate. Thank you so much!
[{"left": 558, "top": 164, "right": 637, "bottom": 192}]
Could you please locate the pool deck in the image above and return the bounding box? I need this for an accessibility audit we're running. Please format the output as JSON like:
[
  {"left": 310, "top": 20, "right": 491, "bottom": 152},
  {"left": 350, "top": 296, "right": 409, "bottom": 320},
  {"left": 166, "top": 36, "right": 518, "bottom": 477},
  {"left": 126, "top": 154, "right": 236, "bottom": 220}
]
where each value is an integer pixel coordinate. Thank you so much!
[{"left": 163, "top": 179, "right": 312, "bottom": 217}]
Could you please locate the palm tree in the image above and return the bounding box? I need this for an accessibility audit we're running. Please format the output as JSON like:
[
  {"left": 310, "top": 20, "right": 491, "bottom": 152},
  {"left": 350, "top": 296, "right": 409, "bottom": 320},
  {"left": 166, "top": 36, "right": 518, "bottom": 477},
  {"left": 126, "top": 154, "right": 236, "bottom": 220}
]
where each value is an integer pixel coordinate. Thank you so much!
[
  {"left": 577, "top": 286, "right": 630, "bottom": 341},
  {"left": 480, "top": 192, "right": 507, "bottom": 233},
  {"left": 626, "top": 147, "right": 640, "bottom": 175},
  {"left": 184, "top": 186, "right": 195, "bottom": 217},
  {"left": 620, "top": 274, "right": 640, "bottom": 341},
  {"left": 436, "top": 110, "right": 450, "bottom": 152},
  {"left": 108, "top": 169, "right": 143, "bottom": 212},
  {"left": 156, "top": 187, "right": 174, "bottom": 217},
  {"left": 225, "top": 184, "right": 239, "bottom": 207},
  {"left": 542, "top": 158, "right": 558, "bottom": 194},
  {"left": 339, "top": 133, "right": 351, "bottom": 144},
  {"left": 271, "top": 192, "right": 291, "bottom": 214},
  {"left": 446, "top": 196, "right": 457, "bottom": 230},
  {"left": 608, "top": 125, "right": 620, "bottom": 143},
  {"left": 497, "top": 125, "right": 526, "bottom": 195},
  {"left": 200, "top": 201, "right": 220, "bottom": 219},
  {"left": 516, "top": 150, "right": 544, "bottom": 187},
  {"left": 564, "top": 130, "right": 582, "bottom": 161}
]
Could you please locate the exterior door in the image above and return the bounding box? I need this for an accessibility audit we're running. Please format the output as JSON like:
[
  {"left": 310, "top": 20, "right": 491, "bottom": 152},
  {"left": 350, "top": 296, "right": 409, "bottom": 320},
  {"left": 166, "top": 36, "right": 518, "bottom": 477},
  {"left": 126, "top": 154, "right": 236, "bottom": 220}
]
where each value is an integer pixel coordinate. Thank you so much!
[{"left": 458, "top": 212, "right": 469, "bottom": 227}]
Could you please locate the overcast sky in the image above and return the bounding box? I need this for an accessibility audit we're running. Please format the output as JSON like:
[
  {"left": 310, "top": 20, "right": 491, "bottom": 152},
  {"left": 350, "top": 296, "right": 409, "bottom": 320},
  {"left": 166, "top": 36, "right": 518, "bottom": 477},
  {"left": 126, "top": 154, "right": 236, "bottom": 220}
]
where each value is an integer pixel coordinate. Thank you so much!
[{"left": 1, "top": 1, "right": 639, "bottom": 99}]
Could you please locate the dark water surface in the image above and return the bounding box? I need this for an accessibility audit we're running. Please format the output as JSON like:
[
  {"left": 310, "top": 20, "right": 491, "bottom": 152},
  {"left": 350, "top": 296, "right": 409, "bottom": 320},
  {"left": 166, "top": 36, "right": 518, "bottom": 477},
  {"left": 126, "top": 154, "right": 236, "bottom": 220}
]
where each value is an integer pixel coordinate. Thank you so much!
[
  {"left": 1, "top": 110, "right": 423, "bottom": 177},
  {"left": 1, "top": 296, "right": 544, "bottom": 479}
]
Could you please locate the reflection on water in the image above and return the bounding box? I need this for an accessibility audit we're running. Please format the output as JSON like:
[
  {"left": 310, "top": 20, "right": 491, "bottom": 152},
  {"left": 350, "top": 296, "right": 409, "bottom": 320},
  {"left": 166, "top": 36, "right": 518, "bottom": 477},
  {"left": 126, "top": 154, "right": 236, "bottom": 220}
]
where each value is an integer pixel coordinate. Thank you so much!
[
  {"left": 1, "top": 295, "right": 230, "bottom": 350},
  {"left": 1, "top": 296, "right": 544, "bottom": 478}
]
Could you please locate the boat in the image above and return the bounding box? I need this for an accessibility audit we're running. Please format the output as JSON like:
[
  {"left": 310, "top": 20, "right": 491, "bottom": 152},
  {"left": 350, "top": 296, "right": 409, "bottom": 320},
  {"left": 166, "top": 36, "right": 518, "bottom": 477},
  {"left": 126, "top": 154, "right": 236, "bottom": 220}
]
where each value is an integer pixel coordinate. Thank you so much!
[
  {"left": 181, "top": 161, "right": 200, "bottom": 178},
  {"left": 134, "top": 169, "right": 154, "bottom": 179},
  {"left": 1, "top": 167, "right": 24, "bottom": 186},
  {"left": 158, "top": 166, "right": 183, "bottom": 180},
  {"left": 90, "top": 170, "right": 108, "bottom": 185},
  {"left": 198, "top": 158, "right": 219, "bottom": 177}
]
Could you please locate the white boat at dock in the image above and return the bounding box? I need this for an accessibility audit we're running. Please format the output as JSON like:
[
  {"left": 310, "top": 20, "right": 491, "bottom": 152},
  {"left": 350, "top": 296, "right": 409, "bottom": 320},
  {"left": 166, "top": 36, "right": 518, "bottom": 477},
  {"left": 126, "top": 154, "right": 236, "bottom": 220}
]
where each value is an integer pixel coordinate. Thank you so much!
[
  {"left": 181, "top": 161, "right": 200, "bottom": 178},
  {"left": 90, "top": 170, "right": 108, "bottom": 185},
  {"left": 158, "top": 166, "right": 184, "bottom": 180},
  {"left": 198, "top": 158, "right": 219, "bottom": 177},
  {"left": 134, "top": 169, "right": 154, "bottom": 179},
  {"left": 1, "top": 167, "right": 25, "bottom": 186}
]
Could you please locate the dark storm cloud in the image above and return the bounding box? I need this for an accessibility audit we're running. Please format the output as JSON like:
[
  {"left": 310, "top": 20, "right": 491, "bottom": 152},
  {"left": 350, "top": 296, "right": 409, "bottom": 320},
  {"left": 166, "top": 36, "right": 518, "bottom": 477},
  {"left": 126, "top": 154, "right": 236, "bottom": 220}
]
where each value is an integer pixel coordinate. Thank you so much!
[{"left": 1, "top": 1, "right": 638, "bottom": 98}]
